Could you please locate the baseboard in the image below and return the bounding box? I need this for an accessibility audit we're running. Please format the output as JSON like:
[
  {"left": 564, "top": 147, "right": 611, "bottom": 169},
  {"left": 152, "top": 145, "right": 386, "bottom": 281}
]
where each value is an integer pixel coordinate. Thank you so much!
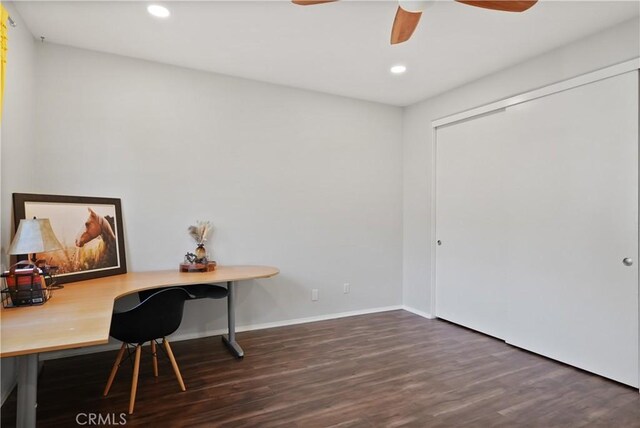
[
  {"left": 232, "top": 305, "right": 404, "bottom": 333},
  {"left": 41, "top": 305, "right": 404, "bottom": 361},
  {"left": 402, "top": 305, "right": 435, "bottom": 319}
]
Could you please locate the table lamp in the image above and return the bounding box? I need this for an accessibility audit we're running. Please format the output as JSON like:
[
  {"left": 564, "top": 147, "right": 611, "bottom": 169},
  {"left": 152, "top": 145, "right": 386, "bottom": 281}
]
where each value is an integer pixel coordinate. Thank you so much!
[{"left": 7, "top": 218, "right": 63, "bottom": 266}]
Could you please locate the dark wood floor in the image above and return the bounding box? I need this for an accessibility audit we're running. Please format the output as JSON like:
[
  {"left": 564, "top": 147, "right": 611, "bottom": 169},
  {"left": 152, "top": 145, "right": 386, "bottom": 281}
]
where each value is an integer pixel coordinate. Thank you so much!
[{"left": 2, "top": 310, "right": 639, "bottom": 427}]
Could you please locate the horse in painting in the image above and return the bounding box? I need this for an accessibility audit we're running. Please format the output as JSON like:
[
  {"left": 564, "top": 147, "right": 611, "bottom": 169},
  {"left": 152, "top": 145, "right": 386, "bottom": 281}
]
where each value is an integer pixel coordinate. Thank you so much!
[{"left": 75, "top": 208, "right": 118, "bottom": 269}]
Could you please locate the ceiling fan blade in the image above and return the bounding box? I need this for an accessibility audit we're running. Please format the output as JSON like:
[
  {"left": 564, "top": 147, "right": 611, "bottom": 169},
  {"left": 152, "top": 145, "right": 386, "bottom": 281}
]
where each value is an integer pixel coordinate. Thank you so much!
[
  {"left": 391, "top": 6, "right": 422, "bottom": 45},
  {"left": 455, "top": 1, "right": 538, "bottom": 12},
  {"left": 292, "top": 0, "right": 338, "bottom": 5}
]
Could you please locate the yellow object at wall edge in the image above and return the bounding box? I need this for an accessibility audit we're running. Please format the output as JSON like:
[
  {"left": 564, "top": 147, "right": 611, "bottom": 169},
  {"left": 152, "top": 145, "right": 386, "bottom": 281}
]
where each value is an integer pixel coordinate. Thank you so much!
[{"left": 0, "top": 3, "right": 8, "bottom": 123}]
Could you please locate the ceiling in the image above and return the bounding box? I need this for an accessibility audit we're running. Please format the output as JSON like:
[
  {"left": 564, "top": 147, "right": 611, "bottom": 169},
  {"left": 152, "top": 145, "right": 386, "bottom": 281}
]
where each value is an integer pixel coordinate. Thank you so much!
[{"left": 14, "top": 1, "right": 640, "bottom": 106}]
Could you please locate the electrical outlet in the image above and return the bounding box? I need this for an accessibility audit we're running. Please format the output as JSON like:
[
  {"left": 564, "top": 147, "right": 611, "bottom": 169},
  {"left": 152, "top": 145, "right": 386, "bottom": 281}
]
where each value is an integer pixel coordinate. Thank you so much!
[
  {"left": 343, "top": 283, "right": 350, "bottom": 294},
  {"left": 311, "top": 289, "right": 319, "bottom": 301}
]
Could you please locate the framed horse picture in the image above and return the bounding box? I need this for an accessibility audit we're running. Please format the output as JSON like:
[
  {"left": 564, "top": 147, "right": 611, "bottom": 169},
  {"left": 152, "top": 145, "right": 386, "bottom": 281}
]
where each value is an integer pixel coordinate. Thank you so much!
[{"left": 12, "top": 193, "right": 127, "bottom": 284}]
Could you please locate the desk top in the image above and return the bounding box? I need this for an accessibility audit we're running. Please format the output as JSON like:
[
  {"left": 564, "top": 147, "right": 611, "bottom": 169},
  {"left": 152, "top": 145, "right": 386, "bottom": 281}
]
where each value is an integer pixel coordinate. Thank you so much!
[{"left": 0, "top": 265, "right": 279, "bottom": 358}]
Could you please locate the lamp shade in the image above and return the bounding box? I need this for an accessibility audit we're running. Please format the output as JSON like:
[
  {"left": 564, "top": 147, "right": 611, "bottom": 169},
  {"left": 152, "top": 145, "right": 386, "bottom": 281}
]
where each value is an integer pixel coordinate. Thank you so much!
[{"left": 7, "top": 218, "right": 63, "bottom": 255}]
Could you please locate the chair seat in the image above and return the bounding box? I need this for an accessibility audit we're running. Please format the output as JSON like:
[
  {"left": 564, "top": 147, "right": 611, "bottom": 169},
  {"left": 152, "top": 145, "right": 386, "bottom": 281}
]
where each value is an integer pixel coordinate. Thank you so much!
[
  {"left": 183, "top": 284, "right": 228, "bottom": 299},
  {"left": 138, "top": 284, "right": 228, "bottom": 302}
]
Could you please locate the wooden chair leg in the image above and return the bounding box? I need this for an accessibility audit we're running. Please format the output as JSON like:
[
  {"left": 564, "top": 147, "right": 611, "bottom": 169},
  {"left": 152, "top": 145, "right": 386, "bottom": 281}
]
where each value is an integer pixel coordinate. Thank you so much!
[
  {"left": 163, "top": 338, "right": 186, "bottom": 391},
  {"left": 103, "top": 343, "right": 127, "bottom": 397},
  {"left": 128, "top": 344, "right": 142, "bottom": 415},
  {"left": 151, "top": 341, "right": 159, "bottom": 378}
]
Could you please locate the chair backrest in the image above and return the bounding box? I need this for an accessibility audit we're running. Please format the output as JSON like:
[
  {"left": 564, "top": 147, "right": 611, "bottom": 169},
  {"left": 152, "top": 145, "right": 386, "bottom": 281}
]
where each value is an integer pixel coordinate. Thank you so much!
[{"left": 109, "top": 287, "right": 192, "bottom": 345}]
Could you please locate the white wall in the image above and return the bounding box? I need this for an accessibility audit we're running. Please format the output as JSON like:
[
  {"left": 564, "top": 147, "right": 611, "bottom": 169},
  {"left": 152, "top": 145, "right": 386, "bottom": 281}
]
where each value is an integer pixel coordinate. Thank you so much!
[
  {"left": 0, "top": 1, "right": 37, "bottom": 406},
  {"left": 30, "top": 43, "right": 403, "bottom": 339},
  {"left": 402, "top": 17, "right": 640, "bottom": 314}
]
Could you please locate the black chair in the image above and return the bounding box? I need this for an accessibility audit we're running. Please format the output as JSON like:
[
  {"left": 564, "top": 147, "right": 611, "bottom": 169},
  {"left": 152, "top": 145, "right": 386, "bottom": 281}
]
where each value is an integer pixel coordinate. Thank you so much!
[
  {"left": 103, "top": 287, "right": 192, "bottom": 414},
  {"left": 138, "top": 283, "right": 228, "bottom": 302}
]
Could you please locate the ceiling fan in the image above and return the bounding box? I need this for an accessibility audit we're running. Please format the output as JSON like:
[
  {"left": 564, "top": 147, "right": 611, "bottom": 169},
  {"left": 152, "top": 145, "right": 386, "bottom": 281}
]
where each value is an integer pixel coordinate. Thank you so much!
[{"left": 292, "top": 1, "right": 538, "bottom": 44}]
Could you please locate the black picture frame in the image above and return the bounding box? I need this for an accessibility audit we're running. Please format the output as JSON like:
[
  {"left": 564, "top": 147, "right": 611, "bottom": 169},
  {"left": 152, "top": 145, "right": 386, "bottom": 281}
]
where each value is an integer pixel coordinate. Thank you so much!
[{"left": 12, "top": 193, "right": 127, "bottom": 284}]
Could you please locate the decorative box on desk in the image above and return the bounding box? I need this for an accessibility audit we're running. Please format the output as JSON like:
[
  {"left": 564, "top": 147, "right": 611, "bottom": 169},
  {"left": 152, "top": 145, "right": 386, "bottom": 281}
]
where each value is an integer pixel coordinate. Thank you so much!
[
  {"left": 179, "top": 261, "right": 217, "bottom": 272},
  {"left": 1, "top": 264, "right": 58, "bottom": 307}
]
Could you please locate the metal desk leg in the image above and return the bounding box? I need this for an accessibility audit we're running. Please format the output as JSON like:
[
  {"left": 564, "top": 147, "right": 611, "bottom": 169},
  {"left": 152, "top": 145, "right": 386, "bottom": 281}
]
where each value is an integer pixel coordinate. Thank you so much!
[
  {"left": 221, "top": 281, "right": 244, "bottom": 359},
  {"left": 17, "top": 353, "right": 38, "bottom": 428}
]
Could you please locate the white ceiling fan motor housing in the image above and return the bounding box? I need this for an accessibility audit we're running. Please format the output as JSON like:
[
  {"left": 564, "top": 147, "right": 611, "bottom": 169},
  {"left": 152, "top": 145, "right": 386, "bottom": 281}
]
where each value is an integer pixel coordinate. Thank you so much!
[{"left": 398, "top": 0, "right": 432, "bottom": 13}]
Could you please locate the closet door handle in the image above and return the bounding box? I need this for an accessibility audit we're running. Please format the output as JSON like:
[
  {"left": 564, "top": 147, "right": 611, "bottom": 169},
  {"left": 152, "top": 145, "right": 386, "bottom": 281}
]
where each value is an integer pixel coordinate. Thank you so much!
[{"left": 622, "top": 258, "right": 633, "bottom": 266}]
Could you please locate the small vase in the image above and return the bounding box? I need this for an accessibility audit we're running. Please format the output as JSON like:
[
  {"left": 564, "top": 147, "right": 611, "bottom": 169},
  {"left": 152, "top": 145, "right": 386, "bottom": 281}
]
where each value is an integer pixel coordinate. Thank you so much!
[{"left": 194, "top": 244, "right": 206, "bottom": 261}]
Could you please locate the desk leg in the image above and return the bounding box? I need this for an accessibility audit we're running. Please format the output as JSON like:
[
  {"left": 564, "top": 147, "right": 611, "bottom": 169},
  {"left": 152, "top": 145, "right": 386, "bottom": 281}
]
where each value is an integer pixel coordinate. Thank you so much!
[
  {"left": 221, "top": 281, "right": 244, "bottom": 359},
  {"left": 17, "top": 353, "right": 38, "bottom": 428}
]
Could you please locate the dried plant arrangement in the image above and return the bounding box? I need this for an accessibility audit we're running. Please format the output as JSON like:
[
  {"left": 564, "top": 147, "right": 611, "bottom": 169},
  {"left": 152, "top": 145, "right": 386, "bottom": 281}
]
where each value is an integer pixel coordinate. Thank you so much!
[{"left": 188, "top": 221, "right": 212, "bottom": 246}]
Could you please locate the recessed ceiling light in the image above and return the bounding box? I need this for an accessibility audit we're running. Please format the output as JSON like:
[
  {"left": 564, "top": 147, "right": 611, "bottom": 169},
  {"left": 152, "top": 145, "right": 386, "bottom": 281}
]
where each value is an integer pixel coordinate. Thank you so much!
[
  {"left": 147, "top": 4, "right": 170, "bottom": 18},
  {"left": 390, "top": 65, "right": 407, "bottom": 75}
]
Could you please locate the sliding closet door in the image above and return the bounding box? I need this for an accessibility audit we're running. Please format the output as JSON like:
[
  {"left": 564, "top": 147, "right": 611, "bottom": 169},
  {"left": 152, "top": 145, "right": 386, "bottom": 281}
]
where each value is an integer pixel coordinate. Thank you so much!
[
  {"left": 504, "top": 71, "right": 638, "bottom": 387},
  {"left": 435, "top": 109, "right": 511, "bottom": 339}
]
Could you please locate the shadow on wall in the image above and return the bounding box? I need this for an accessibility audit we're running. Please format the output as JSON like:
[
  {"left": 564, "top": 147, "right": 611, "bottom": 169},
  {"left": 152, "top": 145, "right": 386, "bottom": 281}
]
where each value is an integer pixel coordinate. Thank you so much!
[{"left": 179, "top": 298, "right": 229, "bottom": 337}]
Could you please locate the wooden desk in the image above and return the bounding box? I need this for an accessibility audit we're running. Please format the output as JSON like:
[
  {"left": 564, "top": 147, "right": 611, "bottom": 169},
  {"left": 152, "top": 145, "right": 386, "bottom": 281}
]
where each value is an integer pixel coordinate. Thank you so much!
[{"left": 0, "top": 265, "right": 279, "bottom": 428}]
